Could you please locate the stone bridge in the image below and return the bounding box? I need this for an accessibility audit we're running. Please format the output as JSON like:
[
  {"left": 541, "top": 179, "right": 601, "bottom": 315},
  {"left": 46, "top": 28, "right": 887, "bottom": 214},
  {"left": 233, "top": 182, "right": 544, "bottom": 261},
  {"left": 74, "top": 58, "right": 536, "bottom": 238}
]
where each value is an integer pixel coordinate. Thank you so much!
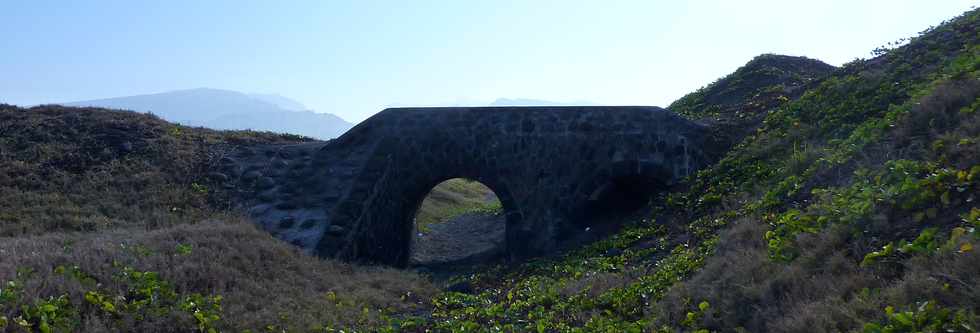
[{"left": 225, "top": 106, "right": 714, "bottom": 267}]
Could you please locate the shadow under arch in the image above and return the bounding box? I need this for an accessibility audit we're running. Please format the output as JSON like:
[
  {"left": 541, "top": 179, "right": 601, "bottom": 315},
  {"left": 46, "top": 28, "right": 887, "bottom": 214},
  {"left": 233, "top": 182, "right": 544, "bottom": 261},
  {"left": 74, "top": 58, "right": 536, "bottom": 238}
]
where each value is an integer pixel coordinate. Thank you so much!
[{"left": 573, "top": 159, "right": 674, "bottom": 228}]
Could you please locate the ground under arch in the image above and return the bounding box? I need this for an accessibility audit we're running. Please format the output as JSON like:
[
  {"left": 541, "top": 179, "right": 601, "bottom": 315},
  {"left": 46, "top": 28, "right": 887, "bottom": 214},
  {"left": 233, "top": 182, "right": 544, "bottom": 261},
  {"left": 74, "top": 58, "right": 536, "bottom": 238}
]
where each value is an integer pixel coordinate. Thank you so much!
[{"left": 410, "top": 178, "right": 506, "bottom": 268}]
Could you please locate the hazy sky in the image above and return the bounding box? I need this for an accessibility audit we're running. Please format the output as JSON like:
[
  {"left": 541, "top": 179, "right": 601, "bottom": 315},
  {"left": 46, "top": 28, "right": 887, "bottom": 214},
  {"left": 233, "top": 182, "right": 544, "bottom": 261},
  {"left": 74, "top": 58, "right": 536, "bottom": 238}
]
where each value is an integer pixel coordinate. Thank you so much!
[{"left": 2, "top": 1, "right": 976, "bottom": 122}]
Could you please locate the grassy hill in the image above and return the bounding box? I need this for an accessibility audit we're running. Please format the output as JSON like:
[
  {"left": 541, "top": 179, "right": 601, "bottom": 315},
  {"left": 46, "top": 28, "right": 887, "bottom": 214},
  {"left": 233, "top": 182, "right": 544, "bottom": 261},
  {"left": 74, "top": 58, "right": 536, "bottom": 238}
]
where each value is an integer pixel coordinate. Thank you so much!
[
  {"left": 0, "top": 106, "right": 436, "bottom": 331},
  {"left": 0, "top": 105, "right": 313, "bottom": 236},
  {"left": 1, "top": 7, "right": 978, "bottom": 332},
  {"left": 385, "top": 8, "right": 980, "bottom": 332},
  {"left": 669, "top": 53, "right": 836, "bottom": 150}
]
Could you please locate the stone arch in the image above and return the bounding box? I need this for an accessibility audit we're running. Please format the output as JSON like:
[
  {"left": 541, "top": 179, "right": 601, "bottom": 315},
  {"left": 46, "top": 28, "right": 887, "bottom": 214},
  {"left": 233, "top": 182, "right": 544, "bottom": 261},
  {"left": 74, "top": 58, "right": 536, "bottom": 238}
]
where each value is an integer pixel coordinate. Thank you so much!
[
  {"left": 330, "top": 153, "right": 529, "bottom": 267},
  {"left": 239, "top": 106, "right": 717, "bottom": 267}
]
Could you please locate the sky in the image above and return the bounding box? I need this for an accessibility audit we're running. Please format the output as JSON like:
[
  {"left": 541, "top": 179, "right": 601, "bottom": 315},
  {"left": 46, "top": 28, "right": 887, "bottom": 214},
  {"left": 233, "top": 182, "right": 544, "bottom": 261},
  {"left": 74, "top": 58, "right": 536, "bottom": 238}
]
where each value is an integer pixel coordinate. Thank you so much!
[{"left": 1, "top": 1, "right": 976, "bottom": 123}]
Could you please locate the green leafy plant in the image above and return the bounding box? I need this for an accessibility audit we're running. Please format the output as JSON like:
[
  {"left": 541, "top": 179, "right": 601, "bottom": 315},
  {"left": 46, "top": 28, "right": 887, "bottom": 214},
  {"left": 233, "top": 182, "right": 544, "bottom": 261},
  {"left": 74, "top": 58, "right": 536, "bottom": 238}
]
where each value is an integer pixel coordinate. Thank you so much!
[
  {"left": 179, "top": 293, "right": 223, "bottom": 333},
  {"left": 862, "top": 301, "right": 974, "bottom": 333},
  {"left": 16, "top": 295, "right": 77, "bottom": 333},
  {"left": 681, "top": 300, "right": 711, "bottom": 330},
  {"left": 176, "top": 243, "right": 194, "bottom": 256}
]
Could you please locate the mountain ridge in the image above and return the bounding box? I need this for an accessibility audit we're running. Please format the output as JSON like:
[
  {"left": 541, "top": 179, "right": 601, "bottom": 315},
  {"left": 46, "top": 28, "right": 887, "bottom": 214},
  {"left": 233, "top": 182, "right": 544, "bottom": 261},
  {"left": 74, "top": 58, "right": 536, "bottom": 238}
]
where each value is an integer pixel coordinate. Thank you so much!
[{"left": 64, "top": 88, "right": 352, "bottom": 139}]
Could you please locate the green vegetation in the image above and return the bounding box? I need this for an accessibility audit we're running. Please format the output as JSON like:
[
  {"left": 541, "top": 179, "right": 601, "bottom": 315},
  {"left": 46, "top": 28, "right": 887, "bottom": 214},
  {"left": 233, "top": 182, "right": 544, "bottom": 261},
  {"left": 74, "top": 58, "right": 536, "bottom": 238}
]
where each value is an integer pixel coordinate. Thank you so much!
[
  {"left": 2, "top": 7, "right": 979, "bottom": 332},
  {"left": 862, "top": 300, "right": 975, "bottom": 333}
]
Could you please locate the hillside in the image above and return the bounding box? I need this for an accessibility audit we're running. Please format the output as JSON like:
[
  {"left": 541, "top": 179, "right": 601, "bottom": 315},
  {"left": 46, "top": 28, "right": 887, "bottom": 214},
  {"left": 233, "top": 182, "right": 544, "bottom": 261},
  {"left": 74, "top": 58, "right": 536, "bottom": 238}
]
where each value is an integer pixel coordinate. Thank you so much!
[
  {"left": 390, "top": 8, "right": 979, "bottom": 332},
  {"left": 64, "top": 88, "right": 353, "bottom": 139},
  {"left": 0, "top": 7, "right": 978, "bottom": 332},
  {"left": 0, "top": 106, "right": 436, "bottom": 331},
  {"left": 668, "top": 54, "right": 837, "bottom": 156},
  {"left": 0, "top": 105, "right": 313, "bottom": 236}
]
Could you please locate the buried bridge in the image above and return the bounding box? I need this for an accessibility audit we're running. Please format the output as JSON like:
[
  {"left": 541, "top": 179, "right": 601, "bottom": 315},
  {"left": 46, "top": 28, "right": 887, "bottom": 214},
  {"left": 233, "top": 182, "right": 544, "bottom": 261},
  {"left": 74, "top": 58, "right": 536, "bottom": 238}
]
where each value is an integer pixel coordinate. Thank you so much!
[{"left": 231, "top": 106, "right": 714, "bottom": 267}]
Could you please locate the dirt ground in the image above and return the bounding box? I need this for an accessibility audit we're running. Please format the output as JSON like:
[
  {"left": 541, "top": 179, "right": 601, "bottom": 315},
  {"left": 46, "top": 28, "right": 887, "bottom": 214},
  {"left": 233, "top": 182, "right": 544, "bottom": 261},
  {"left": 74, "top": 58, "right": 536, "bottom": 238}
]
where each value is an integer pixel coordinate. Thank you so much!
[{"left": 410, "top": 212, "right": 506, "bottom": 267}]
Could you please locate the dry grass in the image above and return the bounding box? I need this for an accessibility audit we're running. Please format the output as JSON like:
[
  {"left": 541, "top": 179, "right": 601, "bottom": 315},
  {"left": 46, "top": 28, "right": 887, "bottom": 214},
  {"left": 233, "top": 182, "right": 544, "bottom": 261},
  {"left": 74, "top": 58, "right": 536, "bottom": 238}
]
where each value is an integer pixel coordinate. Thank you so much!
[
  {"left": 890, "top": 78, "right": 980, "bottom": 167},
  {"left": 654, "top": 220, "right": 872, "bottom": 332},
  {"left": 0, "top": 105, "right": 440, "bottom": 331},
  {"left": 655, "top": 215, "right": 980, "bottom": 333},
  {"left": 0, "top": 104, "right": 311, "bottom": 236},
  {"left": 651, "top": 77, "right": 980, "bottom": 332},
  {"left": 0, "top": 219, "right": 438, "bottom": 331}
]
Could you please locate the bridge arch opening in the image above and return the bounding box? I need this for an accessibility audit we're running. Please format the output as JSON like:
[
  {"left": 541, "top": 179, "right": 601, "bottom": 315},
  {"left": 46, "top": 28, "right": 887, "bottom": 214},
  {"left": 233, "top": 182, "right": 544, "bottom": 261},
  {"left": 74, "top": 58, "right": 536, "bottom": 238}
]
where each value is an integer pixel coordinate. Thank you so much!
[
  {"left": 575, "top": 162, "right": 672, "bottom": 237},
  {"left": 584, "top": 174, "right": 662, "bottom": 219},
  {"left": 409, "top": 178, "right": 511, "bottom": 269}
]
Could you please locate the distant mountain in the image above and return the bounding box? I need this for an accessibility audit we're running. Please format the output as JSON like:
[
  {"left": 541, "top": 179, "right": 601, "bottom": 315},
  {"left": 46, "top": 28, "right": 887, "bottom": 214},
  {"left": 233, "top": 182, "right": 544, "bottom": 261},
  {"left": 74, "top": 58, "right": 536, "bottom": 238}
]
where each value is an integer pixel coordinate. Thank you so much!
[
  {"left": 64, "top": 88, "right": 352, "bottom": 139},
  {"left": 489, "top": 98, "right": 600, "bottom": 106},
  {"left": 247, "top": 93, "right": 307, "bottom": 111}
]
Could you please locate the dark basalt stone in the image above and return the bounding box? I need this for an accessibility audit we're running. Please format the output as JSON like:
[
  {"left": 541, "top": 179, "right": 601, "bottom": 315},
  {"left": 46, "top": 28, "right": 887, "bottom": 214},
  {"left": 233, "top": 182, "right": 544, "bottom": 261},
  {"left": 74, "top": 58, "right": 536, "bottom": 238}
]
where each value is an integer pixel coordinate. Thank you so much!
[
  {"left": 256, "top": 190, "right": 277, "bottom": 202},
  {"left": 238, "top": 106, "right": 716, "bottom": 268},
  {"left": 300, "top": 219, "right": 319, "bottom": 230},
  {"left": 326, "top": 225, "right": 345, "bottom": 236},
  {"left": 256, "top": 177, "right": 276, "bottom": 189},
  {"left": 275, "top": 201, "right": 296, "bottom": 210},
  {"left": 279, "top": 216, "right": 296, "bottom": 229},
  {"left": 208, "top": 172, "right": 230, "bottom": 182}
]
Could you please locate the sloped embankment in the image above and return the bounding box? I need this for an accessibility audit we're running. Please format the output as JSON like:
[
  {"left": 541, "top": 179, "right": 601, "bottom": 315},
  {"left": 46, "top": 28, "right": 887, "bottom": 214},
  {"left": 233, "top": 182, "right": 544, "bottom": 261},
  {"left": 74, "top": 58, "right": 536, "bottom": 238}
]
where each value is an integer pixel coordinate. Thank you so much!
[
  {"left": 392, "top": 8, "right": 980, "bottom": 332},
  {"left": 0, "top": 106, "right": 437, "bottom": 332},
  {"left": 0, "top": 105, "right": 309, "bottom": 236}
]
